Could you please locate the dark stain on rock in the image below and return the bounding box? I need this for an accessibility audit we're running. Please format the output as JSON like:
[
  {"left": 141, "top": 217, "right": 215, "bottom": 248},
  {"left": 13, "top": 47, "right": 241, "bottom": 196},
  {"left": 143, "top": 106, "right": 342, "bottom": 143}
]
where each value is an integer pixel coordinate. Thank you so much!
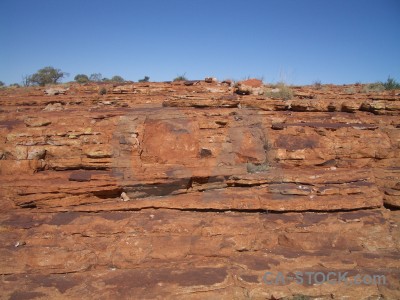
[
  {"left": 351, "top": 180, "right": 374, "bottom": 187},
  {"left": 0, "top": 120, "right": 22, "bottom": 130},
  {"left": 271, "top": 248, "right": 332, "bottom": 258},
  {"left": 200, "top": 148, "right": 212, "bottom": 157},
  {"left": 235, "top": 255, "right": 280, "bottom": 271},
  {"left": 177, "top": 267, "right": 227, "bottom": 286},
  {"left": 302, "top": 213, "right": 329, "bottom": 225},
  {"left": 316, "top": 159, "right": 337, "bottom": 166},
  {"left": 220, "top": 237, "right": 235, "bottom": 248},
  {"left": 276, "top": 135, "right": 318, "bottom": 151},
  {"left": 271, "top": 123, "right": 286, "bottom": 130},
  {"left": 215, "top": 120, "right": 228, "bottom": 126},
  {"left": 1, "top": 214, "right": 45, "bottom": 229},
  {"left": 341, "top": 259, "right": 355, "bottom": 264},
  {"left": 32, "top": 274, "right": 79, "bottom": 293},
  {"left": 49, "top": 212, "right": 83, "bottom": 225},
  {"left": 240, "top": 274, "right": 259, "bottom": 283},
  {"left": 119, "top": 135, "right": 127, "bottom": 144},
  {"left": 124, "top": 179, "right": 190, "bottom": 198},
  {"left": 104, "top": 267, "right": 227, "bottom": 288},
  {"left": 220, "top": 94, "right": 238, "bottom": 101},
  {"left": 97, "top": 212, "right": 130, "bottom": 221},
  {"left": 338, "top": 210, "right": 379, "bottom": 222},
  {"left": 282, "top": 122, "right": 378, "bottom": 130},
  {"left": 363, "top": 253, "right": 381, "bottom": 259},
  {"left": 69, "top": 171, "right": 92, "bottom": 182},
  {"left": 267, "top": 193, "right": 300, "bottom": 201},
  {"left": 10, "top": 291, "right": 47, "bottom": 300},
  {"left": 260, "top": 213, "right": 300, "bottom": 223},
  {"left": 163, "top": 120, "right": 191, "bottom": 134},
  {"left": 364, "top": 217, "right": 386, "bottom": 225}
]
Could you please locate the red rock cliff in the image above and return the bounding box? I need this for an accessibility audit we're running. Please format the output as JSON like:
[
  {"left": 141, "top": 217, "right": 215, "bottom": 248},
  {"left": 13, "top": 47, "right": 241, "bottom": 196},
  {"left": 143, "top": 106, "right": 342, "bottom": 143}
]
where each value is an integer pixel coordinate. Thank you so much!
[{"left": 0, "top": 81, "right": 399, "bottom": 299}]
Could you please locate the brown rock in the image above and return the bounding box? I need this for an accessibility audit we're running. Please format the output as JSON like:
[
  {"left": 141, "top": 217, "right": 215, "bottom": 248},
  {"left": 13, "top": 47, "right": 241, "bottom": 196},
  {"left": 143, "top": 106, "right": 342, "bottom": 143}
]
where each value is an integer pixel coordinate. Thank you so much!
[
  {"left": 222, "top": 79, "right": 233, "bottom": 86},
  {"left": 43, "top": 103, "right": 64, "bottom": 111},
  {"left": 235, "top": 78, "right": 264, "bottom": 95},
  {"left": 82, "top": 144, "right": 112, "bottom": 158},
  {"left": 24, "top": 117, "right": 52, "bottom": 127},
  {"left": 44, "top": 87, "right": 68, "bottom": 95},
  {"left": 27, "top": 148, "right": 46, "bottom": 160},
  {"left": 205, "top": 77, "right": 218, "bottom": 83},
  {"left": 0, "top": 82, "right": 400, "bottom": 299}
]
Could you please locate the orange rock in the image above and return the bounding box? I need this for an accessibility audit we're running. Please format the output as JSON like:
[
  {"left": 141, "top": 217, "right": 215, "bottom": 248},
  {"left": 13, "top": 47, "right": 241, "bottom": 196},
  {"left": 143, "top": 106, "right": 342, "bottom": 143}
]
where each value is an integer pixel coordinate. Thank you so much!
[
  {"left": 235, "top": 78, "right": 264, "bottom": 95},
  {"left": 0, "top": 82, "right": 400, "bottom": 299}
]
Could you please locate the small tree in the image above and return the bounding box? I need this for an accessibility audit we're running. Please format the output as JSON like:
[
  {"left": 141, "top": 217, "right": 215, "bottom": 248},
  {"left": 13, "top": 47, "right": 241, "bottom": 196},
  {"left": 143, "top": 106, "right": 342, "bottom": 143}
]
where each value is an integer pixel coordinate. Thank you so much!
[
  {"left": 99, "top": 87, "right": 107, "bottom": 95},
  {"left": 111, "top": 75, "right": 124, "bottom": 82},
  {"left": 29, "top": 66, "right": 68, "bottom": 86},
  {"left": 173, "top": 73, "right": 188, "bottom": 82},
  {"left": 313, "top": 80, "right": 322, "bottom": 90},
  {"left": 89, "top": 73, "right": 103, "bottom": 82},
  {"left": 138, "top": 76, "right": 150, "bottom": 83},
  {"left": 22, "top": 75, "right": 32, "bottom": 87},
  {"left": 0, "top": 81, "right": 4, "bottom": 87},
  {"left": 74, "top": 74, "right": 90, "bottom": 84}
]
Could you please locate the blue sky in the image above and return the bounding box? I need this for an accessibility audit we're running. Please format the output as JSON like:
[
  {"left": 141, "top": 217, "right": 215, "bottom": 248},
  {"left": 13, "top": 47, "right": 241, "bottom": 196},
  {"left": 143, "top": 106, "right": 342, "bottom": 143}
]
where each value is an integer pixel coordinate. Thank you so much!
[{"left": 1, "top": 0, "right": 399, "bottom": 85}]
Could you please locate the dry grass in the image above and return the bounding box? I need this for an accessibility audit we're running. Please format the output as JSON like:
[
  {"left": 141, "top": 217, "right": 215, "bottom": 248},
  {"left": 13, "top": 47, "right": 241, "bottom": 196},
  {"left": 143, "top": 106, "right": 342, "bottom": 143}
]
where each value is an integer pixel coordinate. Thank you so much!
[{"left": 265, "top": 82, "right": 293, "bottom": 100}]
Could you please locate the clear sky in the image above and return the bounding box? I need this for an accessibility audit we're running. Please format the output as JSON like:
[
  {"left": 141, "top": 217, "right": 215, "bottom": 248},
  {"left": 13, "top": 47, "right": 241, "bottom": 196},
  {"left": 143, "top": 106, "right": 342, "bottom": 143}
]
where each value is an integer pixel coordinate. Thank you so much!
[{"left": 1, "top": 0, "right": 399, "bottom": 85}]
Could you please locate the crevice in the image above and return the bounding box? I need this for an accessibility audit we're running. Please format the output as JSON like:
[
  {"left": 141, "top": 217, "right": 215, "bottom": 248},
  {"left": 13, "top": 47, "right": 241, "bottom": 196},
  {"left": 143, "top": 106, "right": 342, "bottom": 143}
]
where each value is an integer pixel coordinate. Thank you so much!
[
  {"left": 227, "top": 182, "right": 269, "bottom": 188},
  {"left": 383, "top": 203, "right": 400, "bottom": 211},
  {"left": 18, "top": 202, "right": 37, "bottom": 209},
  {"left": 71, "top": 205, "right": 382, "bottom": 215},
  {"left": 0, "top": 269, "right": 89, "bottom": 277},
  {"left": 49, "top": 166, "right": 110, "bottom": 171}
]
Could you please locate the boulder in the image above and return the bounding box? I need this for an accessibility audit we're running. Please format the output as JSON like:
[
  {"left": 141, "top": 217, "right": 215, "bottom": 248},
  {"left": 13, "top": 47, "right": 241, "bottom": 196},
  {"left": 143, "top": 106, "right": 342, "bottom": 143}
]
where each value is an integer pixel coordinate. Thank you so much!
[
  {"left": 27, "top": 148, "right": 46, "bottom": 160},
  {"left": 205, "top": 77, "right": 218, "bottom": 83},
  {"left": 44, "top": 87, "right": 68, "bottom": 95},
  {"left": 43, "top": 103, "right": 64, "bottom": 111},
  {"left": 235, "top": 78, "right": 264, "bottom": 95},
  {"left": 24, "top": 117, "right": 51, "bottom": 127}
]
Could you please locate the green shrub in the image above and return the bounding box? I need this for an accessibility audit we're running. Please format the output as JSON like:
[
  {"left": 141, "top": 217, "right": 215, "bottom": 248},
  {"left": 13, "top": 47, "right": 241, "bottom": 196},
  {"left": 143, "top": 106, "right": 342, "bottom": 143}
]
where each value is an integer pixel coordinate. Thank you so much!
[
  {"left": 265, "top": 82, "right": 293, "bottom": 100},
  {"left": 344, "top": 87, "right": 356, "bottom": 94},
  {"left": 313, "top": 80, "right": 322, "bottom": 89},
  {"left": 90, "top": 73, "right": 103, "bottom": 82},
  {"left": 0, "top": 81, "right": 4, "bottom": 87},
  {"left": 382, "top": 76, "right": 400, "bottom": 90},
  {"left": 111, "top": 75, "right": 124, "bottom": 82},
  {"left": 99, "top": 87, "right": 107, "bottom": 95},
  {"left": 74, "top": 74, "right": 90, "bottom": 84},
  {"left": 138, "top": 76, "right": 150, "bottom": 83},
  {"left": 362, "top": 82, "right": 385, "bottom": 93},
  {"left": 173, "top": 74, "right": 188, "bottom": 82},
  {"left": 363, "top": 77, "right": 400, "bottom": 92}
]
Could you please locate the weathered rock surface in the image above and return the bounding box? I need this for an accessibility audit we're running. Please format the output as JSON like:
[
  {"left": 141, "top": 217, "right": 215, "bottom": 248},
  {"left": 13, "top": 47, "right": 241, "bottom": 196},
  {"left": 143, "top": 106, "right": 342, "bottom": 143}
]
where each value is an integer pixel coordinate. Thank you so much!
[{"left": 0, "top": 82, "right": 399, "bottom": 299}]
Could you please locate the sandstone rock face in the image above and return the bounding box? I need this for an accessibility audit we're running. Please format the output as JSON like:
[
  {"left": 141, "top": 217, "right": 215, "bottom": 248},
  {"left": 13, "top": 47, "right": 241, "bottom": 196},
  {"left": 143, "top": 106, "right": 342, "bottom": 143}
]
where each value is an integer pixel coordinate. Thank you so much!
[{"left": 0, "top": 82, "right": 399, "bottom": 299}]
